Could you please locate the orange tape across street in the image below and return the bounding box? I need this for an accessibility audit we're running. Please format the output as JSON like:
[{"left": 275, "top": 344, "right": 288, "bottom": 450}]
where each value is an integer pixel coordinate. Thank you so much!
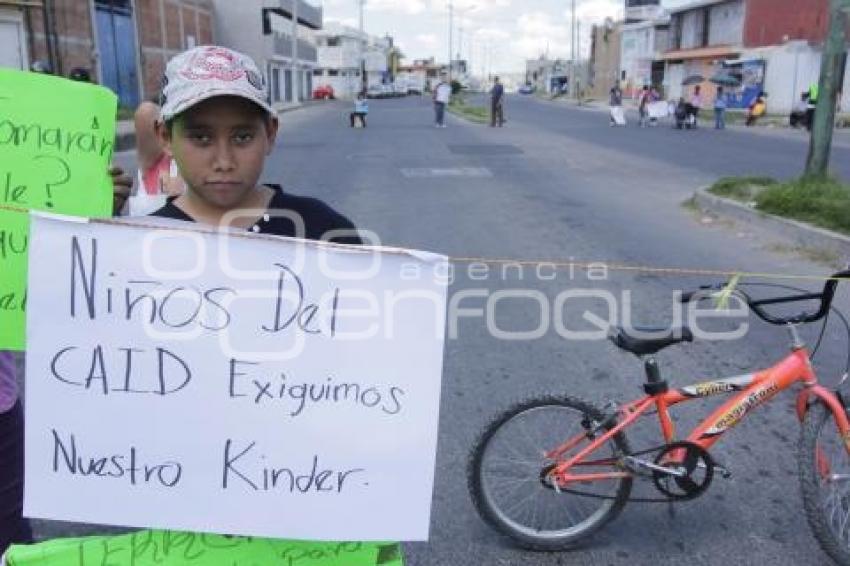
[{"left": 2, "top": 203, "right": 847, "bottom": 284}]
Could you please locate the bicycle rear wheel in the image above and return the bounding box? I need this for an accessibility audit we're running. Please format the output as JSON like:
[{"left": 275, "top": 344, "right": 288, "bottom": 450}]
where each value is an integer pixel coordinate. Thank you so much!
[
  {"left": 799, "top": 403, "right": 850, "bottom": 565},
  {"left": 468, "top": 395, "right": 632, "bottom": 551}
]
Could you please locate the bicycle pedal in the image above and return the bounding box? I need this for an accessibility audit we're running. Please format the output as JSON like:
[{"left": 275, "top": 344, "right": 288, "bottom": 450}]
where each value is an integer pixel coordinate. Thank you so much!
[{"left": 713, "top": 463, "right": 732, "bottom": 479}]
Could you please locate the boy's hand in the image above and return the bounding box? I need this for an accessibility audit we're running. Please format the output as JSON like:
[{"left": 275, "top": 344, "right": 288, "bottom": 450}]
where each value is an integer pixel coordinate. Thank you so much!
[{"left": 110, "top": 165, "right": 133, "bottom": 216}]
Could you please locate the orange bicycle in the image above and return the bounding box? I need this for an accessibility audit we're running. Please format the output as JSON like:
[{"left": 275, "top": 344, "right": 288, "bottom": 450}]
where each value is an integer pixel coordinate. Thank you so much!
[{"left": 468, "top": 269, "right": 850, "bottom": 564}]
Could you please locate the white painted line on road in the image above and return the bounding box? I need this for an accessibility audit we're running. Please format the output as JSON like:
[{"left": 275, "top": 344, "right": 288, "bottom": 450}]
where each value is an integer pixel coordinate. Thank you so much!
[{"left": 400, "top": 167, "right": 493, "bottom": 178}]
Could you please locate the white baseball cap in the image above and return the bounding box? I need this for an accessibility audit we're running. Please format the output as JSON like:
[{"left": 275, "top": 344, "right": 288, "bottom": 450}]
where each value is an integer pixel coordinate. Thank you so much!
[{"left": 160, "top": 45, "right": 275, "bottom": 122}]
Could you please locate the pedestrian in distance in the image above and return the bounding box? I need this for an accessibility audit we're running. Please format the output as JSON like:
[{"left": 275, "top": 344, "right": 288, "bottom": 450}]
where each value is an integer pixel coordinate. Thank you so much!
[
  {"left": 806, "top": 84, "right": 818, "bottom": 132},
  {"left": 790, "top": 92, "right": 809, "bottom": 129},
  {"left": 433, "top": 74, "right": 451, "bottom": 128},
  {"left": 648, "top": 85, "right": 662, "bottom": 126},
  {"left": 638, "top": 85, "right": 650, "bottom": 127},
  {"left": 609, "top": 84, "right": 625, "bottom": 127},
  {"left": 674, "top": 97, "right": 692, "bottom": 129},
  {"left": 688, "top": 85, "right": 702, "bottom": 128},
  {"left": 350, "top": 92, "right": 368, "bottom": 128},
  {"left": 713, "top": 86, "right": 727, "bottom": 130},
  {"left": 746, "top": 92, "right": 767, "bottom": 127},
  {"left": 490, "top": 76, "right": 505, "bottom": 127}
]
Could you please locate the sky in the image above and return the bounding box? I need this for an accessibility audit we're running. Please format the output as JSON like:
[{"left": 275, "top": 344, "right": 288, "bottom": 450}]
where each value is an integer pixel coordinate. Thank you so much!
[{"left": 320, "top": 0, "right": 692, "bottom": 74}]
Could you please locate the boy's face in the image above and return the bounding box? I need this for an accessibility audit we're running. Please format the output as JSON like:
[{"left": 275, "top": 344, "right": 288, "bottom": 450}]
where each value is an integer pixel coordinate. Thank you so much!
[{"left": 160, "top": 96, "right": 278, "bottom": 209}]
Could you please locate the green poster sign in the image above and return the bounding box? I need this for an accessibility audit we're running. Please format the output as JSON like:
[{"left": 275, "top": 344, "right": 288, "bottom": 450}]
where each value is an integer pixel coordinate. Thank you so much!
[
  {"left": 0, "top": 68, "right": 116, "bottom": 350},
  {"left": 4, "top": 531, "right": 403, "bottom": 566}
]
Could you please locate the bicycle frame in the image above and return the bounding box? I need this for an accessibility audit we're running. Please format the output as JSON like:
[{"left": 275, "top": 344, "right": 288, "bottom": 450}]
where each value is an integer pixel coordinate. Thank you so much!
[{"left": 546, "top": 347, "right": 850, "bottom": 486}]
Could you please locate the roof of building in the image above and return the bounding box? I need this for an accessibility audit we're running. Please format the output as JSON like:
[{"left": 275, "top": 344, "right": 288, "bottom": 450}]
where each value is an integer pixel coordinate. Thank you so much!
[
  {"left": 668, "top": 0, "right": 735, "bottom": 15},
  {"left": 315, "top": 21, "right": 366, "bottom": 39},
  {"left": 621, "top": 16, "right": 671, "bottom": 32}
]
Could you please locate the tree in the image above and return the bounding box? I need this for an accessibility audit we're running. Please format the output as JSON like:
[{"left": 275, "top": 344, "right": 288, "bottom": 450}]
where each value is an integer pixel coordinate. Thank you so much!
[{"left": 805, "top": 0, "right": 850, "bottom": 178}]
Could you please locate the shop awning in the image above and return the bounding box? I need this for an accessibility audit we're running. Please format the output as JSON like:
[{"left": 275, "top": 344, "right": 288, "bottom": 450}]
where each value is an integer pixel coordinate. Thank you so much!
[{"left": 662, "top": 45, "right": 741, "bottom": 62}]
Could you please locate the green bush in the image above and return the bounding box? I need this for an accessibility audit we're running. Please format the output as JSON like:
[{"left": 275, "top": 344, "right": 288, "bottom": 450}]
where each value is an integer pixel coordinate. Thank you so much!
[
  {"left": 708, "top": 175, "right": 850, "bottom": 235},
  {"left": 756, "top": 176, "right": 850, "bottom": 234},
  {"left": 709, "top": 176, "right": 778, "bottom": 201}
]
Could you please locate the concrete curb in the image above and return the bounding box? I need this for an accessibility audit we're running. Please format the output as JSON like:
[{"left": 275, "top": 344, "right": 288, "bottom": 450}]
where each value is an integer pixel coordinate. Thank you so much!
[
  {"left": 692, "top": 188, "right": 850, "bottom": 261},
  {"left": 112, "top": 99, "right": 327, "bottom": 153}
]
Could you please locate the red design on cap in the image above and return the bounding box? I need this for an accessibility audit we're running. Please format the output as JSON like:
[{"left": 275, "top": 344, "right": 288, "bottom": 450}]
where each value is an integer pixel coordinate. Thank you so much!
[{"left": 180, "top": 47, "right": 245, "bottom": 82}]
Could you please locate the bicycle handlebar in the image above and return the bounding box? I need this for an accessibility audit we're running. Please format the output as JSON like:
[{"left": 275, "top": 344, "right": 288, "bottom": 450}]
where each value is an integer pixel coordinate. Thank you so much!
[{"left": 680, "top": 269, "right": 850, "bottom": 326}]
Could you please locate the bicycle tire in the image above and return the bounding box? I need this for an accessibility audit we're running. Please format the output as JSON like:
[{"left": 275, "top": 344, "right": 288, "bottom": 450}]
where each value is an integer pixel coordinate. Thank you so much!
[
  {"left": 468, "top": 395, "right": 633, "bottom": 551},
  {"left": 799, "top": 402, "right": 850, "bottom": 565}
]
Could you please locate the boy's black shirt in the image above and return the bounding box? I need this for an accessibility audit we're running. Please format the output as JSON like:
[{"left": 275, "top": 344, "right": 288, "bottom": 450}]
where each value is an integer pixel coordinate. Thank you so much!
[{"left": 150, "top": 184, "right": 362, "bottom": 245}]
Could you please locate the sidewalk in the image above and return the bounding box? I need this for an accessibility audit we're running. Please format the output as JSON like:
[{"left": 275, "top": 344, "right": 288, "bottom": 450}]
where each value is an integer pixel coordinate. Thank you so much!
[{"left": 113, "top": 99, "right": 327, "bottom": 152}]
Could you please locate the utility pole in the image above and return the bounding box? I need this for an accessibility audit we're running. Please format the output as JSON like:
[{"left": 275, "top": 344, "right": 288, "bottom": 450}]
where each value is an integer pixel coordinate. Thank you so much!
[
  {"left": 448, "top": 1, "right": 454, "bottom": 81},
  {"left": 358, "top": 0, "right": 366, "bottom": 93},
  {"left": 292, "top": 0, "right": 300, "bottom": 101},
  {"left": 805, "top": 0, "right": 849, "bottom": 178},
  {"left": 570, "top": 0, "right": 576, "bottom": 98}
]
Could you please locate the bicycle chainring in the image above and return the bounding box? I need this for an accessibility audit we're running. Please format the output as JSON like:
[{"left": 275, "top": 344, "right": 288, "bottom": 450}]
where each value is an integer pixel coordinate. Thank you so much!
[{"left": 651, "top": 441, "right": 714, "bottom": 501}]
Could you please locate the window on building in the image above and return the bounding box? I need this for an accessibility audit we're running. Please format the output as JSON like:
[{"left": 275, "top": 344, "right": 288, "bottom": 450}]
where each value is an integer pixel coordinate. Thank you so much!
[
  {"left": 272, "top": 67, "right": 281, "bottom": 102},
  {"left": 329, "top": 69, "right": 339, "bottom": 76},
  {"left": 314, "top": 69, "right": 323, "bottom": 76},
  {"left": 284, "top": 69, "right": 292, "bottom": 102},
  {"left": 327, "top": 37, "right": 341, "bottom": 47}
]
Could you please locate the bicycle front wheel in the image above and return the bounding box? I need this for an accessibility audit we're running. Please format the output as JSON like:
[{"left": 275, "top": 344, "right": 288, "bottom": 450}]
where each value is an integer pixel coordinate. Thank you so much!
[
  {"left": 468, "top": 395, "right": 632, "bottom": 551},
  {"left": 799, "top": 402, "right": 850, "bottom": 565}
]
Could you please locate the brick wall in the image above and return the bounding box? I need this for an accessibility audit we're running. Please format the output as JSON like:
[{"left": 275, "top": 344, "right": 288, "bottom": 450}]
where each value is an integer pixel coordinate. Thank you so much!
[
  {"left": 25, "top": 0, "right": 96, "bottom": 77},
  {"left": 744, "top": 0, "right": 829, "bottom": 47},
  {"left": 20, "top": 0, "right": 214, "bottom": 102},
  {"left": 138, "top": 0, "right": 215, "bottom": 101}
]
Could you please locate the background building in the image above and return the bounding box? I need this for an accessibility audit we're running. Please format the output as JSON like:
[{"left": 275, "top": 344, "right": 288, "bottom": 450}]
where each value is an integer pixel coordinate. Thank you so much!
[
  {"left": 620, "top": 14, "right": 669, "bottom": 97},
  {"left": 589, "top": 18, "right": 622, "bottom": 100},
  {"left": 398, "top": 57, "right": 446, "bottom": 93},
  {"left": 212, "top": 0, "right": 321, "bottom": 108},
  {"left": 625, "top": 0, "right": 663, "bottom": 23},
  {"left": 663, "top": 0, "right": 848, "bottom": 113},
  {"left": 0, "top": 0, "right": 213, "bottom": 108},
  {"left": 315, "top": 21, "right": 365, "bottom": 99}
]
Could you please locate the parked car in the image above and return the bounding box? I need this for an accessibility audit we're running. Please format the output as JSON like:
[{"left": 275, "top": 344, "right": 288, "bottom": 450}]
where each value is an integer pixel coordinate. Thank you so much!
[
  {"left": 392, "top": 82, "right": 408, "bottom": 97},
  {"left": 312, "top": 85, "right": 335, "bottom": 100},
  {"left": 518, "top": 84, "right": 535, "bottom": 95},
  {"left": 366, "top": 85, "right": 385, "bottom": 99}
]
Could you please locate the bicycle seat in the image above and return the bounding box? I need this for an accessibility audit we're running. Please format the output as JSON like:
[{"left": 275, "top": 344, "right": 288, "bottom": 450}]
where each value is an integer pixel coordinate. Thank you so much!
[{"left": 609, "top": 326, "right": 694, "bottom": 356}]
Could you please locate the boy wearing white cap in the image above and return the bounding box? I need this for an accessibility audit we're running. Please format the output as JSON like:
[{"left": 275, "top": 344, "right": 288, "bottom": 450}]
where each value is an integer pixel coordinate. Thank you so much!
[{"left": 114, "top": 45, "right": 360, "bottom": 243}]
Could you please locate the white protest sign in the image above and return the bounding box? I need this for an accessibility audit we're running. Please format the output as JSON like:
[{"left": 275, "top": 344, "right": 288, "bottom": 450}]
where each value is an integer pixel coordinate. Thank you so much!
[{"left": 24, "top": 214, "right": 448, "bottom": 541}]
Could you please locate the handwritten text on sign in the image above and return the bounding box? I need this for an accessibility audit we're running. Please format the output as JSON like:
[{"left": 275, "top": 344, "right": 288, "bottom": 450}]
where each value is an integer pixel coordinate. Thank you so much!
[
  {"left": 0, "top": 68, "right": 116, "bottom": 350},
  {"left": 24, "top": 215, "right": 448, "bottom": 541}
]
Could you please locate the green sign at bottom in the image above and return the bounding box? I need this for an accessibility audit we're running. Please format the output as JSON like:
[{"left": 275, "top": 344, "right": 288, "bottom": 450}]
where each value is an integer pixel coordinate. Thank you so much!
[{"left": 4, "top": 531, "right": 403, "bottom": 566}]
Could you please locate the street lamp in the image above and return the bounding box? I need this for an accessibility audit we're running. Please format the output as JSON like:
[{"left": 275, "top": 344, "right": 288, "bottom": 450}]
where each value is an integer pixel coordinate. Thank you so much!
[{"left": 454, "top": 4, "right": 477, "bottom": 75}]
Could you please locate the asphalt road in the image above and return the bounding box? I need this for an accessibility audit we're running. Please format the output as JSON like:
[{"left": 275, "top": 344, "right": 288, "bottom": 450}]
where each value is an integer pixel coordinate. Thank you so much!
[{"left": 25, "top": 94, "right": 850, "bottom": 565}]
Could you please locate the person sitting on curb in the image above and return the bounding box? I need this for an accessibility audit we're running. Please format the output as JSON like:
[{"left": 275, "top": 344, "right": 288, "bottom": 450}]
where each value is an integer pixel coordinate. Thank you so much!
[
  {"left": 790, "top": 92, "right": 809, "bottom": 129},
  {"left": 350, "top": 92, "right": 368, "bottom": 128},
  {"left": 746, "top": 92, "right": 767, "bottom": 127}
]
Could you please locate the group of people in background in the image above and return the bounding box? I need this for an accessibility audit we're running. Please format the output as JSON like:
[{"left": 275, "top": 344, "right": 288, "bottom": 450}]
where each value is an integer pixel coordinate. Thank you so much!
[{"left": 610, "top": 82, "right": 784, "bottom": 132}]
